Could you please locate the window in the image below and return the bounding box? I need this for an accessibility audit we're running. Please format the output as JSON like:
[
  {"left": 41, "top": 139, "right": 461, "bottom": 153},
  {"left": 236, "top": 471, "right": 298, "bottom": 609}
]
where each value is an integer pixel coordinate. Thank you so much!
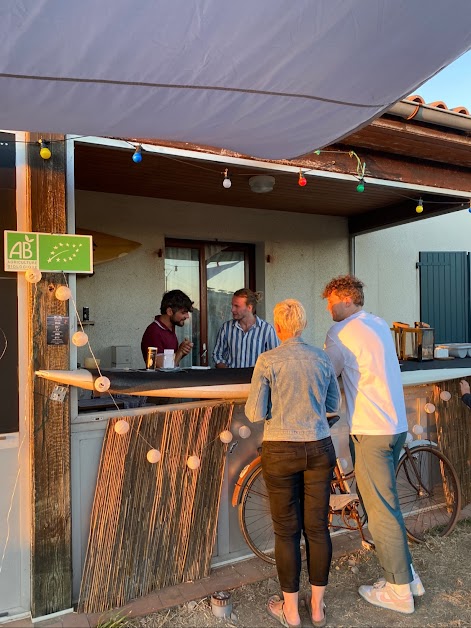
[{"left": 165, "top": 239, "right": 255, "bottom": 366}]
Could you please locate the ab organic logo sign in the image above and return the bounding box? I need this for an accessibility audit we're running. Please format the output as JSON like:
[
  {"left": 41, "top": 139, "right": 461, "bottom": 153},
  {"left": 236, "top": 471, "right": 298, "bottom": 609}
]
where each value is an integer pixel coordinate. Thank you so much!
[{"left": 4, "top": 231, "right": 93, "bottom": 273}]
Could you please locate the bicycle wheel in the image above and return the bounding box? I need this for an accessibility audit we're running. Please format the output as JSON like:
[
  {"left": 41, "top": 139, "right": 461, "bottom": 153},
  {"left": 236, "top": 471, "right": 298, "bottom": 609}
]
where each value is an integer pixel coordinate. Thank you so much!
[
  {"left": 238, "top": 464, "right": 276, "bottom": 564},
  {"left": 396, "top": 445, "right": 461, "bottom": 542}
]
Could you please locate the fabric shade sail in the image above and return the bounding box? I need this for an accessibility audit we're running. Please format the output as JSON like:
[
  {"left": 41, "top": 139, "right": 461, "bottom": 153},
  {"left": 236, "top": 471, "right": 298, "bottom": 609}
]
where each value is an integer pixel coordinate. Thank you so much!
[{"left": 1, "top": 0, "right": 471, "bottom": 159}]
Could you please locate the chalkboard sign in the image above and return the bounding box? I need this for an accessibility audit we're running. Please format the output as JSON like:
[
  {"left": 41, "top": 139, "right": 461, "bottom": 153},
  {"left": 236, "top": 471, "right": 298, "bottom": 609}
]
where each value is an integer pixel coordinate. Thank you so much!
[{"left": 0, "top": 131, "right": 19, "bottom": 434}]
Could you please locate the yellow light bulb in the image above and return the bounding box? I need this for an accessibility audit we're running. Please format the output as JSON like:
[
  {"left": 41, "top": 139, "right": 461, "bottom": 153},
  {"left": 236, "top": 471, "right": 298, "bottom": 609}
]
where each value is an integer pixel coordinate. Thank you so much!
[{"left": 40, "top": 146, "right": 51, "bottom": 159}]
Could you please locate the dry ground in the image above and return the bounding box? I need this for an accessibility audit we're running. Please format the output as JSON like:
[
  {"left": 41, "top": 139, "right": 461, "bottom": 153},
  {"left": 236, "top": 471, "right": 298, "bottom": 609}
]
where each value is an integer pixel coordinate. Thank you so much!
[{"left": 124, "top": 519, "right": 471, "bottom": 628}]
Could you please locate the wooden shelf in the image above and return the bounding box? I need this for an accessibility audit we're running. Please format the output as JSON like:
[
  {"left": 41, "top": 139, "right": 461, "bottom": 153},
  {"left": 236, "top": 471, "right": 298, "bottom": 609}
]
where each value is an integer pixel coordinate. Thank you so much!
[{"left": 82, "top": 321, "right": 95, "bottom": 326}]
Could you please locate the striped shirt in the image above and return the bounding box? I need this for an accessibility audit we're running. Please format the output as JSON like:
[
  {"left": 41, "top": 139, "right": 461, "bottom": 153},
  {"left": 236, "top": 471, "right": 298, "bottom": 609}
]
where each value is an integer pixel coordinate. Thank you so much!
[{"left": 212, "top": 316, "right": 279, "bottom": 368}]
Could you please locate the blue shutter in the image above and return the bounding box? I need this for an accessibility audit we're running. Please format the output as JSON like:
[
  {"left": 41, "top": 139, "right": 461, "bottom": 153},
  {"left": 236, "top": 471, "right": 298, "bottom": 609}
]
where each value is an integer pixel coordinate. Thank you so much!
[{"left": 418, "top": 251, "right": 470, "bottom": 343}]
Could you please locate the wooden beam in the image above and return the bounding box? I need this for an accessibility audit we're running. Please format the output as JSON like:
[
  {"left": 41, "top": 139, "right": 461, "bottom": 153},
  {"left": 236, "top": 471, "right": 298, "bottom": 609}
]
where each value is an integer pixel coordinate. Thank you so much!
[
  {"left": 349, "top": 196, "right": 469, "bottom": 236},
  {"left": 27, "top": 132, "right": 72, "bottom": 618}
]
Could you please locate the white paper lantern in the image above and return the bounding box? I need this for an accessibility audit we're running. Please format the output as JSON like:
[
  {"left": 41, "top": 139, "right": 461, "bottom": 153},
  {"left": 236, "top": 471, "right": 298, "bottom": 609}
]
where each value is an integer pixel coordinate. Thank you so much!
[
  {"left": 72, "top": 331, "right": 88, "bottom": 347},
  {"left": 94, "top": 376, "right": 110, "bottom": 392},
  {"left": 24, "top": 268, "right": 42, "bottom": 283},
  {"left": 219, "top": 430, "right": 233, "bottom": 444},
  {"left": 187, "top": 455, "right": 200, "bottom": 470},
  {"left": 55, "top": 285, "right": 72, "bottom": 301},
  {"left": 238, "top": 426, "right": 251, "bottom": 439},
  {"left": 440, "top": 391, "right": 451, "bottom": 402},
  {"left": 424, "top": 403, "right": 436, "bottom": 414},
  {"left": 412, "top": 424, "right": 424, "bottom": 435},
  {"left": 405, "top": 432, "right": 414, "bottom": 444},
  {"left": 147, "top": 449, "right": 161, "bottom": 463},
  {"left": 114, "top": 419, "right": 130, "bottom": 435}
]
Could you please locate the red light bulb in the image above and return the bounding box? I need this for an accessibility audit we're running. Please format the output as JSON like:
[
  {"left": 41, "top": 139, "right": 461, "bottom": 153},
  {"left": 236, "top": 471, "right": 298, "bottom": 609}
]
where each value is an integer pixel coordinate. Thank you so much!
[{"left": 298, "top": 173, "right": 307, "bottom": 187}]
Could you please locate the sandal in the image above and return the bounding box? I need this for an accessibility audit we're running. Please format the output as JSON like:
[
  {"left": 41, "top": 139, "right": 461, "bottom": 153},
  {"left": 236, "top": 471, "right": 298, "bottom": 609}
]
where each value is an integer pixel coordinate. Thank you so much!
[
  {"left": 304, "top": 591, "right": 327, "bottom": 628},
  {"left": 266, "top": 595, "right": 301, "bottom": 628}
]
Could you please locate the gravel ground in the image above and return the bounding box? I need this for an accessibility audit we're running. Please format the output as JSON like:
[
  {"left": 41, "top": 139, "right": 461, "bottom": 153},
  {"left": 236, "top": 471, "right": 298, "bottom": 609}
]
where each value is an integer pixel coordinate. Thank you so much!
[{"left": 122, "top": 519, "right": 471, "bottom": 628}]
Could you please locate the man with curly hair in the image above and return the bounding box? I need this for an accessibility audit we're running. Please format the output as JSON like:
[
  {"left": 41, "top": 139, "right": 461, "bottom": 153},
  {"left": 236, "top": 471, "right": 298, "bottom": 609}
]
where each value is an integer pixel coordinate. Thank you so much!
[{"left": 322, "top": 274, "right": 423, "bottom": 615}]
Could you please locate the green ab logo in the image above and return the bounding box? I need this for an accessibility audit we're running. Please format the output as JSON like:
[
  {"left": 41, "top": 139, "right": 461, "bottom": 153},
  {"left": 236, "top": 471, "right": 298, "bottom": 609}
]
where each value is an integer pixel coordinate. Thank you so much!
[{"left": 9, "top": 234, "right": 36, "bottom": 260}]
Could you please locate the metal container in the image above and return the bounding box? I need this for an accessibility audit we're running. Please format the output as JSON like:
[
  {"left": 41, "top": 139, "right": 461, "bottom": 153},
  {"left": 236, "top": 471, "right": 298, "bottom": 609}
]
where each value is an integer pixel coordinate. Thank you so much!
[
  {"left": 210, "top": 591, "right": 232, "bottom": 618},
  {"left": 146, "top": 347, "right": 158, "bottom": 370}
]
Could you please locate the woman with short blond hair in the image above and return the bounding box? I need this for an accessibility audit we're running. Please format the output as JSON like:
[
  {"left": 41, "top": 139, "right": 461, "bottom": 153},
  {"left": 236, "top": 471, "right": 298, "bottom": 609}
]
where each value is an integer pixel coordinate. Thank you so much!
[{"left": 245, "top": 299, "right": 340, "bottom": 628}]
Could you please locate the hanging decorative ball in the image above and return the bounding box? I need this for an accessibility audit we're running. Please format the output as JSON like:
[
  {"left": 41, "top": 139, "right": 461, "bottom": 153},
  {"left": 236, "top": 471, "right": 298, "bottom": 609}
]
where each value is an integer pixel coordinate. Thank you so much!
[
  {"left": 412, "top": 424, "right": 424, "bottom": 435},
  {"left": 114, "top": 419, "right": 130, "bottom": 435},
  {"left": 187, "top": 455, "right": 201, "bottom": 470},
  {"left": 223, "top": 176, "right": 232, "bottom": 189},
  {"left": 298, "top": 173, "right": 307, "bottom": 187},
  {"left": 416, "top": 199, "right": 424, "bottom": 214},
  {"left": 132, "top": 146, "right": 142, "bottom": 163},
  {"left": 356, "top": 181, "right": 365, "bottom": 193},
  {"left": 239, "top": 426, "right": 251, "bottom": 439},
  {"left": 439, "top": 390, "right": 451, "bottom": 402},
  {"left": 72, "top": 331, "right": 88, "bottom": 347},
  {"left": 147, "top": 449, "right": 161, "bottom": 463},
  {"left": 339, "top": 458, "right": 348, "bottom": 470},
  {"left": 405, "top": 432, "right": 414, "bottom": 444},
  {"left": 424, "top": 402, "right": 436, "bottom": 414},
  {"left": 24, "top": 268, "right": 42, "bottom": 283},
  {"left": 55, "top": 285, "right": 72, "bottom": 301},
  {"left": 39, "top": 141, "right": 51, "bottom": 160},
  {"left": 94, "top": 376, "right": 110, "bottom": 392},
  {"left": 219, "top": 430, "right": 233, "bottom": 444}
]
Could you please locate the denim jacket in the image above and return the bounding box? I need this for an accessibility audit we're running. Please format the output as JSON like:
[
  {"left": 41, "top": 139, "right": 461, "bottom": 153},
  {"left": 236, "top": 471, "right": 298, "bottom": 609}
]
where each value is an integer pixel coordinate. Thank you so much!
[{"left": 244, "top": 336, "right": 341, "bottom": 441}]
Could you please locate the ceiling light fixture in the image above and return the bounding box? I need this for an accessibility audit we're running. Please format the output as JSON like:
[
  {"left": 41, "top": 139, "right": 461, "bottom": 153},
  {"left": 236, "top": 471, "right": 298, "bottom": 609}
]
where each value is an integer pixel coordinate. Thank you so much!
[{"left": 248, "top": 175, "right": 275, "bottom": 193}]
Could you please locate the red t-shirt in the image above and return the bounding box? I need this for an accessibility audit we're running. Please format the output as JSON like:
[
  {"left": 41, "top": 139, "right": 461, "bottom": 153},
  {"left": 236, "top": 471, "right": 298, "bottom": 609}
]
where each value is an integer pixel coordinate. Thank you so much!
[{"left": 141, "top": 316, "right": 178, "bottom": 364}]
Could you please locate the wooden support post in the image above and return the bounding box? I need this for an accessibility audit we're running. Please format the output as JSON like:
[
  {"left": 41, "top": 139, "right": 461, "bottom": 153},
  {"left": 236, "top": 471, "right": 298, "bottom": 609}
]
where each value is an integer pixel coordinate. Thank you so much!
[{"left": 27, "top": 132, "right": 72, "bottom": 617}]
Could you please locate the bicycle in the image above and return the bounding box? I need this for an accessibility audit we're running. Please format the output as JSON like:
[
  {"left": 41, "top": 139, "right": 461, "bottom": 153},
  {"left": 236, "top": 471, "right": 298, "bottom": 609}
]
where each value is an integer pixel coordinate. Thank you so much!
[{"left": 232, "top": 416, "right": 462, "bottom": 564}]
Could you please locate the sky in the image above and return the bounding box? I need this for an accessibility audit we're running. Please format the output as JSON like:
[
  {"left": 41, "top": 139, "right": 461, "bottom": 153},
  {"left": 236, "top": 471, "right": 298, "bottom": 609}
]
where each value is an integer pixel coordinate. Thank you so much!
[{"left": 412, "top": 49, "right": 471, "bottom": 109}]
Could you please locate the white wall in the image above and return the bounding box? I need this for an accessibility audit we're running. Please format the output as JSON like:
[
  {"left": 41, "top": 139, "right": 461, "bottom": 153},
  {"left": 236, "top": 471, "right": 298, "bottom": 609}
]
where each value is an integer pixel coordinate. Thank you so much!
[
  {"left": 355, "top": 209, "right": 470, "bottom": 325},
  {"left": 75, "top": 190, "right": 350, "bottom": 368}
]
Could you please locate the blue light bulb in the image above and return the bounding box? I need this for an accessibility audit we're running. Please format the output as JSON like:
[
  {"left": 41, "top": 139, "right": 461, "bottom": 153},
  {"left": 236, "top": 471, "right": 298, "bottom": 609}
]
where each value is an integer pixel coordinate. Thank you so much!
[{"left": 132, "top": 149, "right": 142, "bottom": 163}]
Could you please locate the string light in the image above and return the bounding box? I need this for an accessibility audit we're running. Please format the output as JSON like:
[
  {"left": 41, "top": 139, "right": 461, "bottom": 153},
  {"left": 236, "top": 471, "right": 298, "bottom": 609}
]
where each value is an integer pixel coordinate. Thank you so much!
[
  {"left": 238, "top": 425, "right": 251, "bottom": 439},
  {"left": 132, "top": 145, "right": 143, "bottom": 163},
  {"left": 146, "top": 449, "right": 161, "bottom": 463},
  {"left": 440, "top": 390, "right": 451, "bottom": 401},
  {"left": 95, "top": 376, "right": 111, "bottom": 393},
  {"left": 187, "top": 455, "right": 201, "bottom": 470},
  {"left": 298, "top": 170, "right": 307, "bottom": 187},
  {"left": 356, "top": 179, "right": 365, "bottom": 193},
  {"left": 412, "top": 424, "right": 424, "bottom": 435},
  {"left": 38, "top": 139, "right": 51, "bottom": 160},
  {"left": 114, "top": 419, "right": 130, "bottom": 434},
  {"left": 219, "top": 430, "right": 233, "bottom": 443},
  {"left": 416, "top": 198, "right": 424, "bottom": 213},
  {"left": 424, "top": 402, "right": 435, "bottom": 414},
  {"left": 55, "top": 285, "right": 72, "bottom": 301},
  {"left": 72, "top": 331, "right": 88, "bottom": 347},
  {"left": 222, "top": 168, "right": 232, "bottom": 189},
  {"left": 24, "top": 268, "right": 42, "bottom": 284}
]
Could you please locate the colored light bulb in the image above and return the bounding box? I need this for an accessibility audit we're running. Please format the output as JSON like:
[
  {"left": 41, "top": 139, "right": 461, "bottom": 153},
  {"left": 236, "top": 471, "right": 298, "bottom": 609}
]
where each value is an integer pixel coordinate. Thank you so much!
[
  {"left": 356, "top": 181, "right": 365, "bottom": 193},
  {"left": 39, "top": 140, "right": 51, "bottom": 160},
  {"left": 132, "top": 146, "right": 142, "bottom": 163},
  {"left": 416, "top": 198, "right": 424, "bottom": 213},
  {"left": 298, "top": 173, "right": 307, "bottom": 187}
]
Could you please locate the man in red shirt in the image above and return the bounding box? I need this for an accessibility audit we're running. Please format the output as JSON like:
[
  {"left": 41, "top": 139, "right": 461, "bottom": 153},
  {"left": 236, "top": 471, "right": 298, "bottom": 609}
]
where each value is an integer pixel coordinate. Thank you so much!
[{"left": 141, "top": 290, "right": 194, "bottom": 366}]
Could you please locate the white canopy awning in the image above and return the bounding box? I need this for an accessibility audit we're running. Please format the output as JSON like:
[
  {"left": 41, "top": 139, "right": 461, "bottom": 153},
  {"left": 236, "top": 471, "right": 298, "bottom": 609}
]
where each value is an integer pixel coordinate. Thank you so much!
[{"left": 1, "top": 0, "right": 471, "bottom": 159}]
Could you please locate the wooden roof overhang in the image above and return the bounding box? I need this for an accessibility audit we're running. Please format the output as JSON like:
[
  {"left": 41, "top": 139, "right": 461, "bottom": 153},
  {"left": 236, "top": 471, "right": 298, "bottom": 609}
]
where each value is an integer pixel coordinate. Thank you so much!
[{"left": 74, "top": 114, "right": 471, "bottom": 237}]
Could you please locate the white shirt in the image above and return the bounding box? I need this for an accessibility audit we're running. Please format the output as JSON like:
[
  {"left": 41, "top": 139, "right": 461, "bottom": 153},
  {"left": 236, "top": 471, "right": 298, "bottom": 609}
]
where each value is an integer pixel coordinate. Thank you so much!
[{"left": 324, "top": 310, "right": 408, "bottom": 435}]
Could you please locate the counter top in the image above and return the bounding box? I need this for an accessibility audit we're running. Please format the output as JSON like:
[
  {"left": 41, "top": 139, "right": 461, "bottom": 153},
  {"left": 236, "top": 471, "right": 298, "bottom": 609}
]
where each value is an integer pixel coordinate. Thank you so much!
[{"left": 36, "top": 360, "right": 471, "bottom": 399}]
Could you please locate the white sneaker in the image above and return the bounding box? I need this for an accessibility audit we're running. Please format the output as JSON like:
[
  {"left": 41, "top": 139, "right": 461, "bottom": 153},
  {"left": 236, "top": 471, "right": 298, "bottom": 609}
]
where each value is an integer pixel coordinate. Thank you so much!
[
  {"left": 358, "top": 580, "right": 414, "bottom": 614},
  {"left": 376, "top": 573, "right": 425, "bottom": 597}
]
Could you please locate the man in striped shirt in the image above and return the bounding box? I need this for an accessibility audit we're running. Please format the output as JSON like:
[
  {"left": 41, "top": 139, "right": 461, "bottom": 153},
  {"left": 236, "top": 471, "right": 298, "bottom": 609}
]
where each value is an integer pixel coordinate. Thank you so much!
[{"left": 213, "top": 288, "right": 279, "bottom": 368}]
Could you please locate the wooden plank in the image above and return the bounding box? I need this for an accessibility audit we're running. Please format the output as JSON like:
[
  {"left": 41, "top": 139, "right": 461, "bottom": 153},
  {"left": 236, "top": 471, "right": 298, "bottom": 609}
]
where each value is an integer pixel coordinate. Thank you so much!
[
  {"left": 78, "top": 402, "right": 233, "bottom": 613},
  {"left": 27, "top": 132, "right": 72, "bottom": 617}
]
